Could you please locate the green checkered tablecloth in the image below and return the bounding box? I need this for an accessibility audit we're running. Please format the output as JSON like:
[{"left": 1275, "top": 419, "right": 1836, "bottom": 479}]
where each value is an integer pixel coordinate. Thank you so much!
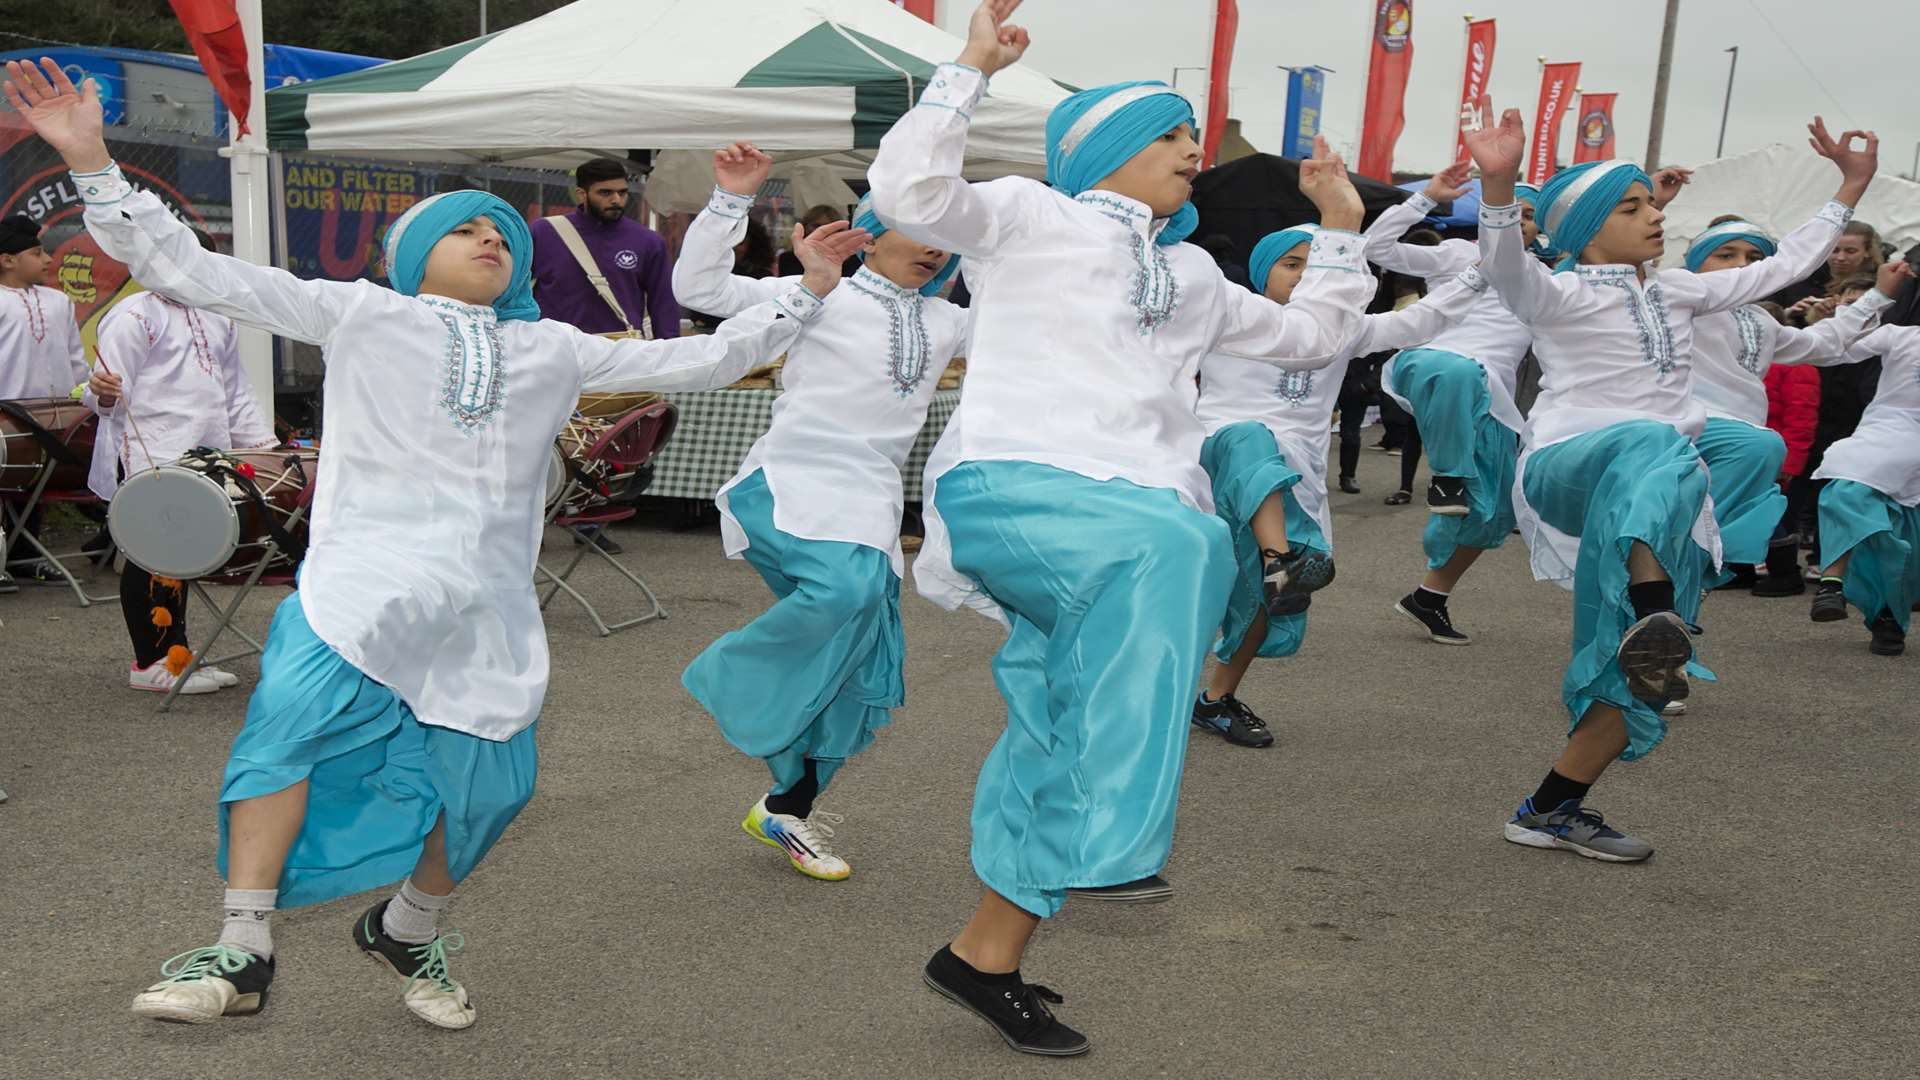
[{"left": 649, "top": 387, "right": 960, "bottom": 502}]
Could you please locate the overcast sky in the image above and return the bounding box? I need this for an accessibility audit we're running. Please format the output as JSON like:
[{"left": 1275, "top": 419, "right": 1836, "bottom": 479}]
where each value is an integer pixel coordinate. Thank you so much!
[{"left": 926, "top": 0, "right": 1919, "bottom": 178}]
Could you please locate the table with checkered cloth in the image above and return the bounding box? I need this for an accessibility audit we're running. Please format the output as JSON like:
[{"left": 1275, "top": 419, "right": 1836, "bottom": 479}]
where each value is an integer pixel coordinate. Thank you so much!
[{"left": 647, "top": 388, "right": 961, "bottom": 502}]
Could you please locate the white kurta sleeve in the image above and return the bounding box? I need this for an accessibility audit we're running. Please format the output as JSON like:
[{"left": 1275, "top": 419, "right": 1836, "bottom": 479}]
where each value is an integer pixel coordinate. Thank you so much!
[
  {"left": 54, "top": 294, "right": 87, "bottom": 391},
  {"left": 1665, "top": 201, "right": 1855, "bottom": 316},
  {"left": 671, "top": 187, "right": 803, "bottom": 317},
  {"left": 1477, "top": 201, "right": 1578, "bottom": 324},
  {"left": 74, "top": 164, "right": 366, "bottom": 345},
  {"left": 1213, "top": 229, "right": 1378, "bottom": 371},
  {"left": 1769, "top": 289, "right": 1892, "bottom": 368},
  {"left": 574, "top": 281, "right": 822, "bottom": 393},
  {"left": 1362, "top": 193, "right": 1477, "bottom": 279},
  {"left": 87, "top": 303, "right": 151, "bottom": 419},
  {"left": 217, "top": 326, "right": 277, "bottom": 448},
  {"left": 867, "top": 63, "right": 1037, "bottom": 257},
  {"left": 1345, "top": 269, "right": 1487, "bottom": 355}
]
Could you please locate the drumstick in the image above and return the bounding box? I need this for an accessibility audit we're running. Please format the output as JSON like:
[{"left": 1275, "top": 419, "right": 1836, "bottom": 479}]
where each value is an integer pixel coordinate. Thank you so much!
[{"left": 91, "top": 355, "right": 160, "bottom": 472}]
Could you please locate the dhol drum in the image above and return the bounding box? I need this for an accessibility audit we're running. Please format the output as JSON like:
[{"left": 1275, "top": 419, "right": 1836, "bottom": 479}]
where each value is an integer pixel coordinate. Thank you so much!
[
  {"left": 109, "top": 448, "right": 318, "bottom": 579},
  {"left": 545, "top": 412, "right": 653, "bottom": 512},
  {"left": 0, "top": 397, "right": 98, "bottom": 494}
]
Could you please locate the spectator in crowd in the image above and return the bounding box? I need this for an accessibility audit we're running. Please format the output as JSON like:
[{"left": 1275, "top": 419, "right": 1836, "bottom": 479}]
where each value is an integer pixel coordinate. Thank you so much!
[
  {"left": 1775, "top": 219, "right": 1885, "bottom": 306},
  {"left": 1756, "top": 299, "right": 1822, "bottom": 596},
  {"left": 530, "top": 157, "right": 680, "bottom": 337}
]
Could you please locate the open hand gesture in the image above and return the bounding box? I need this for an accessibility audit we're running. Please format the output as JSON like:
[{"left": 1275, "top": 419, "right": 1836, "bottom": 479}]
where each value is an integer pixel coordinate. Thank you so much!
[
  {"left": 714, "top": 142, "right": 774, "bottom": 198},
  {"left": 1298, "top": 135, "right": 1363, "bottom": 231},
  {"left": 1808, "top": 117, "right": 1877, "bottom": 183},
  {"left": 956, "top": 0, "right": 1030, "bottom": 78},
  {"left": 792, "top": 220, "right": 872, "bottom": 300},
  {"left": 1649, "top": 167, "right": 1693, "bottom": 208},
  {"left": 1423, "top": 160, "right": 1474, "bottom": 203},
  {"left": 1461, "top": 94, "right": 1526, "bottom": 181},
  {"left": 3, "top": 58, "right": 112, "bottom": 172}
]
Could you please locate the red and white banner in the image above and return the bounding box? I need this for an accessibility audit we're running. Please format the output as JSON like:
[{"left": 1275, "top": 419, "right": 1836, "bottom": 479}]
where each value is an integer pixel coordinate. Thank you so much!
[
  {"left": 1527, "top": 61, "right": 1582, "bottom": 184},
  {"left": 891, "top": 0, "right": 936, "bottom": 21},
  {"left": 1450, "top": 19, "right": 1496, "bottom": 164},
  {"left": 1202, "top": 0, "right": 1239, "bottom": 168},
  {"left": 168, "top": 0, "right": 251, "bottom": 134},
  {"left": 1571, "top": 92, "right": 1618, "bottom": 164},
  {"left": 1358, "top": 0, "right": 1415, "bottom": 181}
]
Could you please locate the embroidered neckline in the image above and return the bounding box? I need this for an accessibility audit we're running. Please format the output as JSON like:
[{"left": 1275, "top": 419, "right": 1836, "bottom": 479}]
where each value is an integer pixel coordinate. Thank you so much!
[
  {"left": 850, "top": 265, "right": 916, "bottom": 299},
  {"left": 1575, "top": 264, "right": 1638, "bottom": 279},
  {"left": 154, "top": 295, "right": 217, "bottom": 377},
  {"left": 1070, "top": 191, "right": 1181, "bottom": 334},
  {"left": 1591, "top": 276, "right": 1678, "bottom": 375},
  {"left": 1074, "top": 190, "right": 1152, "bottom": 228},
  {"left": 1275, "top": 370, "right": 1315, "bottom": 406},
  {"left": 418, "top": 294, "right": 500, "bottom": 322},
  {"left": 1730, "top": 306, "right": 1767, "bottom": 375},
  {"left": 848, "top": 270, "right": 935, "bottom": 398},
  {"left": 7, "top": 284, "right": 48, "bottom": 344},
  {"left": 428, "top": 303, "right": 507, "bottom": 434}
]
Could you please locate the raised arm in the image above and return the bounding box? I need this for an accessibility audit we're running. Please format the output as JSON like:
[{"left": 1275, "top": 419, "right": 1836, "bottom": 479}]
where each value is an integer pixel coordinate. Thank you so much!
[
  {"left": 6, "top": 58, "right": 364, "bottom": 346},
  {"left": 1363, "top": 162, "right": 1478, "bottom": 279},
  {"left": 867, "top": 1, "right": 1037, "bottom": 257},
  {"left": 672, "top": 142, "right": 800, "bottom": 317},
  {"left": 1461, "top": 95, "right": 1575, "bottom": 324},
  {"left": 1215, "top": 229, "right": 1377, "bottom": 370},
  {"left": 1770, "top": 277, "right": 1898, "bottom": 368},
  {"left": 1346, "top": 269, "right": 1487, "bottom": 355}
]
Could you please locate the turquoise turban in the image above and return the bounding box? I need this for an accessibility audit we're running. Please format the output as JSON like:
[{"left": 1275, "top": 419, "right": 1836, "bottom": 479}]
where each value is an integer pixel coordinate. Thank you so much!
[
  {"left": 853, "top": 194, "right": 961, "bottom": 296},
  {"left": 1045, "top": 80, "right": 1199, "bottom": 246},
  {"left": 1248, "top": 224, "right": 1319, "bottom": 293},
  {"left": 1537, "top": 159, "right": 1653, "bottom": 271},
  {"left": 1516, "top": 183, "right": 1541, "bottom": 206},
  {"left": 382, "top": 190, "right": 539, "bottom": 322},
  {"left": 1684, "top": 220, "right": 1777, "bottom": 272}
]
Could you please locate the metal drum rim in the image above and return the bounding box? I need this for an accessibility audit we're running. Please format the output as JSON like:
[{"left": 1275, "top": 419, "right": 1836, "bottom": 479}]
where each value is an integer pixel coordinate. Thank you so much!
[{"left": 107, "top": 464, "right": 243, "bottom": 580}]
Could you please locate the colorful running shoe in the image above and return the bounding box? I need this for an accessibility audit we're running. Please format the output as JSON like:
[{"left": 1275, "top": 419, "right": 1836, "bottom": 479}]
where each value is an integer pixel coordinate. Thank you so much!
[{"left": 743, "top": 797, "right": 851, "bottom": 881}]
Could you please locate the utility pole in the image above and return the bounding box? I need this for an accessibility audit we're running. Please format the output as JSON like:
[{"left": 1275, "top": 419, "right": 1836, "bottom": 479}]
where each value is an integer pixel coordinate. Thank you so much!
[
  {"left": 480, "top": 0, "right": 489, "bottom": 35},
  {"left": 1715, "top": 45, "right": 1738, "bottom": 158},
  {"left": 1645, "top": 0, "right": 1681, "bottom": 168}
]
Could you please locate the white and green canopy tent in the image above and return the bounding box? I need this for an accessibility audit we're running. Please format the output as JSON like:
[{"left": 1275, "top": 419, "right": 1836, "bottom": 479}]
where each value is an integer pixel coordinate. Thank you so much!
[{"left": 266, "top": 0, "right": 1075, "bottom": 191}]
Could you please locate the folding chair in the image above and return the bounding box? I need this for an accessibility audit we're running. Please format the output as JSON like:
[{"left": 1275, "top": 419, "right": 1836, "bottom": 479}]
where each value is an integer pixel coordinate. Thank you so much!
[
  {"left": 537, "top": 401, "right": 678, "bottom": 636},
  {"left": 2, "top": 467, "right": 115, "bottom": 608}
]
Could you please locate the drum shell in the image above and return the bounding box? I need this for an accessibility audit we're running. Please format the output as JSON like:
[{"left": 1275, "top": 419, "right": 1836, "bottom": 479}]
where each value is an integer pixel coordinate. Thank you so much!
[
  {"left": 109, "top": 449, "right": 317, "bottom": 579},
  {"left": 0, "top": 397, "right": 98, "bottom": 494}
]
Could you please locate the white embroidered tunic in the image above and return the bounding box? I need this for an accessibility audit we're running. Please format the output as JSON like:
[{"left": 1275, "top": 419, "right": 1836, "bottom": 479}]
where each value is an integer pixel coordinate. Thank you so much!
[
  {"left": 77, "top": 164, "right": 822, "bottom": 740},
  {"left": 1197, "top": 272, "right": 1487, "bottom": 545},
  {"left": 1814, "top": 324, "right": 1920, "bottom": 507},
  {"left": 1362, "top": 191, "right": 1532, "bottom": 435},
  {"left": 671, "top": 187, "right": 967, "bottom": 577},
  {"left": 83, "top": 291, "right": 275, "bottom": 500},
  {"left": 0, "top": 282, "right": 86, "bottom": 400},
  {"left": 869, "top": 63, "right": 1377, "bottom": 620},
  {"left": 1477, "top": 197, "right": 1853, "bottom": 586},
  {"left": 1689, "top": 290, "right": 1889, "bottom": 426}
]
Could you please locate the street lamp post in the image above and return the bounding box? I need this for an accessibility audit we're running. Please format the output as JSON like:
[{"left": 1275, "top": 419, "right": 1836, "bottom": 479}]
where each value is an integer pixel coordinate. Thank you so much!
[{"left": 1715, "top": 46, "right": 1739, "bottom": 158}]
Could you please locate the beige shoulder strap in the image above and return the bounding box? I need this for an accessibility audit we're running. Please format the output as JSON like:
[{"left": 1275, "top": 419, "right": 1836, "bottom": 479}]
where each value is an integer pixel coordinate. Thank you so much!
[{"left": 544, "top": 214, "right": 636, "bottom": 334}]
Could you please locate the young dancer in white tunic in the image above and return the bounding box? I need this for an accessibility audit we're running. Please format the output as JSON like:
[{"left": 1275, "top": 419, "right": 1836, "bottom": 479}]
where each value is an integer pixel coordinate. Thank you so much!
[
  {"left": 1463, "top": 92, "right": 1876, "bottom": 864},
  {"left": 0, "top": 213, "right": 85, "bottom": 399},
  {"left": 867, "top": 0, "right": 1376, "bottom": 1056},
  {"left": 3, "top": 56, "right": 865, "bottom": 1031},
  {"left": 677, "top": 142, "right": 962, "bottom": 883}
]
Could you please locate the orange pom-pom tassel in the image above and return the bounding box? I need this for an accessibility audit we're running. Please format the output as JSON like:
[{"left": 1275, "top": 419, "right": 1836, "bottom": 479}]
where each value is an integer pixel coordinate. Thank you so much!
[
  {"left": 164, "top": 645, "right": 193, "bottom": 676},
  {"left": 153, "top": 576, "right": 184, "bottom": 593},
  {"left": 150, "top": 606, "right": 173, "bottom": 628}
]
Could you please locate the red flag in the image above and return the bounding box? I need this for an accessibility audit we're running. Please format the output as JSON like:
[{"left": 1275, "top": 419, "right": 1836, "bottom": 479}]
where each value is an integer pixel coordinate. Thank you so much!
[
  {"left": 891, "top": 0, "right": 936, "bottom": 21},
  {"left": 168, "top": 0, "right": 251, "bottom": 134},
  {"left": 1201, "top": 0, "right": 1239, "bottom": 168},
  {"left": 1358, "top": 0, "right": 1415, "bottom": 181},
  {"left": 1450, "top": 19, "right": 1496, "bottom": 164},
  {"left": 1571, "top": 92, "right": 1618, "bottom": 163},
  {"left": 1527, "top": 61, "right": 1582, "bottom": 184}
]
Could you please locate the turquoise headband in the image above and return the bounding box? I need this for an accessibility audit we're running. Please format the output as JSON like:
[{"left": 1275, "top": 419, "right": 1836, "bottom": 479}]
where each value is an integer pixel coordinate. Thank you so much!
[
  {"left": 853, "top": 195, "right": 961, "bottom": 296},
  {"left": 1045, "top": 80, "right": 1199, "bottom": 247},
  {"left": 1248, "top": 224, "right": 1318, "bottom": 293},
  {"left": 1537, "top": 159, "right": 1652, "bottom": 271},
  {"left": 1684, "top": 221, "right": 1777, "bottom": 272},
  {"left": 382, "top": 190, "right": 539, "bottom": 321}
]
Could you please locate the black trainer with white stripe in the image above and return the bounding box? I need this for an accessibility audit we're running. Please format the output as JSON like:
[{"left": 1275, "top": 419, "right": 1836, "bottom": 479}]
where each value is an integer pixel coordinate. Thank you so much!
[{"left": 1394, "top": 592, "right": 1471, "bottom": 644}]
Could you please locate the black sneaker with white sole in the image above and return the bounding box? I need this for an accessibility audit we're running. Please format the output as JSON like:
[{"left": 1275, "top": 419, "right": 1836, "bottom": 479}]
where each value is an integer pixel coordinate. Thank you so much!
[
  {"left": 130, "top": 944, "right": 274, "bottom": 1023},
  {"left": 1067, "top": 873, "right": 1174, "bottom": 903},
  {"left": 1616, "top": 611, "right": 1693, "bottom": 704},
  {"left": 1810, "top": 580, "right": 1848, "bottom": 622},
  {"left": 353, "top": 901, "right": 477, "bottom": 1029},
  {"left": 1426, "top": 477, "right": 1469, "bottom": 516},
  {"left": 1191, "top": 693, "right": 1275, "bottom": 747},
  {"left": 1869, "top": 612, "right": 1906, "bottom": 656},
  {"left": 1393, "top": 592, "right": 1471, "bottom": 644},
  {"left": 923, "top": 945, "right": 1090, "bottom": 1057},
  {"left": 1263, "top": 548, "right": 1335, "bottom": 617}
]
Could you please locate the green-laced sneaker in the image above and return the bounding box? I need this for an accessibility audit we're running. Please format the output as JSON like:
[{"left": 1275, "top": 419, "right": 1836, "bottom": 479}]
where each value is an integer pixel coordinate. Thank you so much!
[
  {"left": 130, "top": 944, "right": 274, "bottom": 1023},
  {"left": 352, "top": 901, "right": 476, "bottom": 1030}
]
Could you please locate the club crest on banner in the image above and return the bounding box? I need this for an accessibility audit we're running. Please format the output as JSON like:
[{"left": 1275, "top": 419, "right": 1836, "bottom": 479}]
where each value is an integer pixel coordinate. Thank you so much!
[
  {"left": 1580, "top": 109, "right": 1612, "bottom": 149},
  {"left": 1376, "top": 0, "right": 1413, "bottom": 51}
]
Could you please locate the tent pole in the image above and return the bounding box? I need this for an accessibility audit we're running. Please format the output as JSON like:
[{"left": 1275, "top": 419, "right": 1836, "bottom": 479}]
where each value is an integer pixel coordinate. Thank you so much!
[
  {"left": 227, "top": 0, "right": 275, "bottom": 412},
  {"left": 1714, "top": 46, "right": 1738, "bottom": 158}
]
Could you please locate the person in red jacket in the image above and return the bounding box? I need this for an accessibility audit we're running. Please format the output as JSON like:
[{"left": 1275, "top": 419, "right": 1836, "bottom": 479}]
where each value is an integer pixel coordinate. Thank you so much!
[{"left": 1756, "top": 301, "right": 1824, "bottom": 596}]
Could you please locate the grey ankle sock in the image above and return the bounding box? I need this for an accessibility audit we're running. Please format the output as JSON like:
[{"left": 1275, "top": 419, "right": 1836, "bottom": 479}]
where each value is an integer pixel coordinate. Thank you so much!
[
  {"left": 382, "top": 878, "right": 451, "bottom": 944},
  {"left": 217, "top": 888, "right": 276, "bottom": 959}
]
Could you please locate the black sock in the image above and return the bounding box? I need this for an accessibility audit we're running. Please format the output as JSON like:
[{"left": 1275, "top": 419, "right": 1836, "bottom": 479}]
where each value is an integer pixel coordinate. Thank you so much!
[
  {"left": 1530, "top": 769, "right": 1592, "bottom": 812},
  {"left": 1412, "top": 586, "right": 1449, "bottom": 610},
  {"left": 940, "top": 944, "right": 1020, "bottom": 986},
  {"left": 764, "top": 758, "right": 820, "bottom": 818},
  {"left": 1626, "top": 580, "right": 1675, "bottom": 619},
  {"left": 1817, "top": 576, "right": 1844, "bottom": 593}
]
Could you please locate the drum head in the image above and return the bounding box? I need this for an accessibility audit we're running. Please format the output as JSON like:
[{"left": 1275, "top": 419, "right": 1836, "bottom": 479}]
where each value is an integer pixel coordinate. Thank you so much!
[
  {"left": 545, "top": 444, "right": 567, "bottom": 511},
  {"left": 109, "top": 465, "right": 241, "bottom": 579}
]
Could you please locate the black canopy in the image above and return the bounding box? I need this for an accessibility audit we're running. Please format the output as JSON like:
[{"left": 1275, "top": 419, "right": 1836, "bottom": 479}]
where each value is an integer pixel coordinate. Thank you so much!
[{"left": 1190, "top": 154, "right": 1411, "bottom": 277}]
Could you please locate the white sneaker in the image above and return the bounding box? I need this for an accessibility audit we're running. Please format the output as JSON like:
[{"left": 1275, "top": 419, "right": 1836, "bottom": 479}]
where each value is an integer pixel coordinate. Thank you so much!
[
  {"left": 353, "top": 903, "right": 476, "bottom": 1030},
  {"left": 129, "top": 661, "right": 222, "bottom": 695},
  {"left": 743, "top": 797, "right": 851, "bottom": 881},
  {"left": 130, "top": 944, "right": 274, "bottom": 1023},
  {"left": 200, "top": 665, "right": 241, "bottom": 688}
]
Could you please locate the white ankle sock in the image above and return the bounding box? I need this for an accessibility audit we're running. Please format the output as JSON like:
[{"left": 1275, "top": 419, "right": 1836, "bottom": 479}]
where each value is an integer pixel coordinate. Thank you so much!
[
  {"left": 217, "top": 888, "right": 277, "bottom": 959},
  {"left": 382, "top": 878, "right": 451, "bottom": 944}
]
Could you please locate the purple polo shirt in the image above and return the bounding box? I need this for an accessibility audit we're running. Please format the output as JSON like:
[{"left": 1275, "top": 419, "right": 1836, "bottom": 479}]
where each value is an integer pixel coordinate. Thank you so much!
[{"left": 530, "top": 208, "right": 681, "bottom": 337}]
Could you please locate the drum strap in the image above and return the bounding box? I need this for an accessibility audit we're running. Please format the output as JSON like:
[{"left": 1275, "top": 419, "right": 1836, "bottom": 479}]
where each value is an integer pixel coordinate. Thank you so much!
[
  {"left": 0, "top": 400, "right": 83, "bottom": 467},
  {"left": 184, "top": 448, "right": 310, "bottom": 564}
]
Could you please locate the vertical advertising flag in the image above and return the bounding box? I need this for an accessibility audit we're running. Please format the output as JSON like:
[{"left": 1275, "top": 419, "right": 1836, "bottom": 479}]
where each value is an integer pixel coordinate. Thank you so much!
[
  {"left": 1282, "top": 68, "right": 1328, "bottom": 160},
  {"left": 167, "top": 0, "right": 251, "bottom": 133},
  {"left": 891, "top": 0, "right": 936, "bottom": 21},
  {"left": 1358, "top": 0, "right": 1415, "bottom": 181},
  {"left": 1528, "top": 61, "right": 1582, "bottom": 184},
  {"left": 1572, "top": 92, "right": 1618, "bottom": 163},
  {"left": 1451, "top": 19, "right": 1497, "bottom": 164},
  {"left": 1202, "top": 0, "right": 1239, "bottom": 168}
]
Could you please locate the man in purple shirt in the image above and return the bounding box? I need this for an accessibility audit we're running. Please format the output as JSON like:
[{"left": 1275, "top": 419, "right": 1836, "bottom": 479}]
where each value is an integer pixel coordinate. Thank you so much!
[{"left": 530, "top": 157, "right": 680, "bottom": 337}]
